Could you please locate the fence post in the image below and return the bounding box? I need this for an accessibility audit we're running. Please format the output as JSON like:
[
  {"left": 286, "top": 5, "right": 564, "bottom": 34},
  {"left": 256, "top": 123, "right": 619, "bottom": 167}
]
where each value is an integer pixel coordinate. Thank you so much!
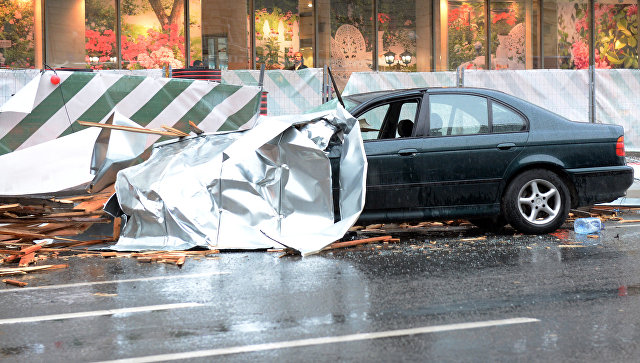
[
  {"left": 323, "top": 65, "right": 331, "bottom": 102},
  {"left": 589, "top": 65, "right": 595, "bottom": 123},
  {"left": 455, "top": 66, "right": 465, "bottom": 87}
]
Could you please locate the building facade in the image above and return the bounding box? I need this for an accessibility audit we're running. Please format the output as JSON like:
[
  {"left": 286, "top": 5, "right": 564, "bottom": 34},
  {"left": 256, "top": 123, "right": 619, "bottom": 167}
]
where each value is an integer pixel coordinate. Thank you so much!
[{"left": 0, "top": 0, "right": 638, "bottom": 89}]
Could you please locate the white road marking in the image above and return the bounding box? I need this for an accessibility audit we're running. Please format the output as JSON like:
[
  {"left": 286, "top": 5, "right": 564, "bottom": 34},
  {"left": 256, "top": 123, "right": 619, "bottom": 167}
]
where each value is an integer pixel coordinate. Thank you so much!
[
  {"left": 0, "top": 303, "right": 203, "bottom": 325},
  {"left": 97, "top": 317, "right": 540, "bottom": 363},
  {"left": 0, "top": 272, "right": 228, "bottom": 293}
]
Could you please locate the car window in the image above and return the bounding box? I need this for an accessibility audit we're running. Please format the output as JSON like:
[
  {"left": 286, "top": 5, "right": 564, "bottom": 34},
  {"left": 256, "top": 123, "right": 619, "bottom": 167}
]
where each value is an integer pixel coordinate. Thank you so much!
[
  {"left": 395, "top": 101, "right": 418, "bottom": 138},
  {"left": 492, "top": 102, "right": 526, "bottom": 132},
  {"left": 358, "top": 104, "right": 389, "bottom": 140},
  {"left": 430, "top": 94, "right": 489, "bottom": 136}
]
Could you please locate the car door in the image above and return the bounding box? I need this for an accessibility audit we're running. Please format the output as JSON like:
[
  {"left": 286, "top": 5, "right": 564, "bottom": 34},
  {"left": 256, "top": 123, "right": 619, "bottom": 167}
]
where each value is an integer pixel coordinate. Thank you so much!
[
  {"left": 404, "top": 91, "right": 529, "bottom": 215},
  {"left": 356, "top": 95, "right": 426, "bottom": 213}
]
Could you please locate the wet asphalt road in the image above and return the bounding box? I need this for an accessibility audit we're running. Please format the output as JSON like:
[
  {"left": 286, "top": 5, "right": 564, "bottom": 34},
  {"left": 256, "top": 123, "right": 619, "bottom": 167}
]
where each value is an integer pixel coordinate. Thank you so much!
[{"left": 2, "top": 216, "right": 640, "bottom": 362}]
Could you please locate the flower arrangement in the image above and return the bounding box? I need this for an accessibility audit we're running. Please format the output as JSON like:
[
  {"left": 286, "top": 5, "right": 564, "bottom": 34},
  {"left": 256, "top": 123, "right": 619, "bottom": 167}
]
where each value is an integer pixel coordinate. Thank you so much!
[
  {"left": 491, "top": 6, "right": 518, "bottom": 36},
  {"left": 559, "top": 1, "right": 637, "bottom": 69},
  {"left": 447, "top": 3, "right": 485, "bottom": 70},
  {"left": 254, "top": 7, "right": 298, "bottom": 69},
  {"left": 85, "top": 23, "right": 185, "bottom": 70}
]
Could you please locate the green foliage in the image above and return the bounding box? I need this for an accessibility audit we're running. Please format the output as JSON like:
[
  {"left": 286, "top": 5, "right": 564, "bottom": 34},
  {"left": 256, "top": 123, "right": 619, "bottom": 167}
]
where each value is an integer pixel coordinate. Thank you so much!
[
  {"left": 447, "top": 2, "right": 486, "bottom": 70},
  {"left": 0, "top": 1, "right": 35, "bottom": 68}
]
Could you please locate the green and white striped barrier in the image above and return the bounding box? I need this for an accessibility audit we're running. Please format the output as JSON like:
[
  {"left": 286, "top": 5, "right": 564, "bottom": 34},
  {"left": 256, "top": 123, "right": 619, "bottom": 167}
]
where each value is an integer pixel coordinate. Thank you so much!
[{"left": 0, "top": 71, "right": 262, "bottom": 155}]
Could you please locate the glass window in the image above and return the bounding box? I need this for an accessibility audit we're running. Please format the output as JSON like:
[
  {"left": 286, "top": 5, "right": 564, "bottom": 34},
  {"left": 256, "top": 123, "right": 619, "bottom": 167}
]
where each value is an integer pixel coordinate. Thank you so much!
[
  {"left": 553, "top": 0, "right": 588, "bottom": 69},
  {"left": 197, "top": 0, "right": 249, "bottom": 70},
  {"left": 442, "top": 0, "right": 486, "bottom": 71},
  {"left": 189, "top": 0, "right": 202, "bottom": 67},
  {"left": 316, "top": 0, "right": 374, "bottom": 90},
  {"left": 121, "top": 0, "right": 186, "bottom": 70},
  {"left": 1, "top": 0, "right": 36, "bottom": 68},
  {"left": 85, "top": 0, "right": 117, "bottom": 69},
  {"left": 378, "top": 0, "right": 425, "bottom": 72},
  {"left": 547, "top": 0, "right": 637, "bottom": 69},
  {"left": 395, "top": 101, "right": 418, "bottom": 137},
  {"left": 490, "top": 0, "right": 527, "bottom": 70},
  {"left": 358, "top": 104, "right": 389, "bottom": 140},
  {"left": 492, "top": 102, "right": 526, "bottom": 132},
  {"left": 46, "top": 0, "right": 87, "bottom": 68},
  {"left": 594, "top": 1, "right": 638, "bottom": 69},
  {"left": 253, "top": 0, "right": 312, "bottom": 70},
  {"left": 430, "top": 94, "right": 489, "bottom": 135}
]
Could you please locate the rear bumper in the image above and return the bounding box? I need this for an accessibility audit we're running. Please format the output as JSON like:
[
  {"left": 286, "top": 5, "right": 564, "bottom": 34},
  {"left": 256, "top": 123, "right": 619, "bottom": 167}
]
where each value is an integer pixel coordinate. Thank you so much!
[{"left": 566, "top": 165, "right": 634, "bottom": 206}]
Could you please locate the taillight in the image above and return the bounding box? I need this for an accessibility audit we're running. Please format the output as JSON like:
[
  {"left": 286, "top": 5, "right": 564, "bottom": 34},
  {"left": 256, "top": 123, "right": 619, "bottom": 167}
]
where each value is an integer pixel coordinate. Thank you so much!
[{"left": 616, "top": 136, "right": 625, "bottom": 157}]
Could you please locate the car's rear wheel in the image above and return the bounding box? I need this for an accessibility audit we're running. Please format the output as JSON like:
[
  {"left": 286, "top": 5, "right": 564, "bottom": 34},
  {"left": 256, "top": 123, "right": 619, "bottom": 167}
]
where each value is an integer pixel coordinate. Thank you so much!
[{"left": 503, "top": 169, "right": 570, "bottom": 234}]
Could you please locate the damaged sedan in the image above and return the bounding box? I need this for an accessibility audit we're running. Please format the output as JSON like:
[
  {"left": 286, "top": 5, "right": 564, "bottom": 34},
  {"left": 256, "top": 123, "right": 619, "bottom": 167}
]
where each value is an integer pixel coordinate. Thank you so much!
[{"left": 331, "top": 87, "right": 633, "bottom": 234}]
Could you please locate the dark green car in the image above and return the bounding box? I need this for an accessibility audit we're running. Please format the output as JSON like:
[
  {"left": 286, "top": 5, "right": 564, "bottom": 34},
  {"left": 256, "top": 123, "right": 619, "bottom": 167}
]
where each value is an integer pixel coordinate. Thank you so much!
[{"left": 335, "top": 87, "right": 633, "bottom": 234}]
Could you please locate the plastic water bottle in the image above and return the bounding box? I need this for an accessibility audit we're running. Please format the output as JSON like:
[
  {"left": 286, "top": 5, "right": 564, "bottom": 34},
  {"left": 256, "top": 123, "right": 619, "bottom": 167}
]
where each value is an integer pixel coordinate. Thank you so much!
[{"left": 574, "top": 217, "right": 603, "bottom": 234}]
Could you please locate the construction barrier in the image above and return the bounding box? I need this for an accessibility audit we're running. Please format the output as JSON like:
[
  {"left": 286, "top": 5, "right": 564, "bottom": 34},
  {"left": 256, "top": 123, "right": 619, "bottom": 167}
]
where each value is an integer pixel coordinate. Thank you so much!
[
  {"left": 342, "top": 71, "right": 457, "bottom": 96},
  {"left": 221, "top": 68, "right": 324, "bottom": 116},
  {"left": 0, "top": 71, "right": 262, "bottom": 155},
  {"left": 343, "top": 69, "right": 640, "bottom": 150},
  {"left": 2, "top": 68, "right": 640, "bottom": 148}
]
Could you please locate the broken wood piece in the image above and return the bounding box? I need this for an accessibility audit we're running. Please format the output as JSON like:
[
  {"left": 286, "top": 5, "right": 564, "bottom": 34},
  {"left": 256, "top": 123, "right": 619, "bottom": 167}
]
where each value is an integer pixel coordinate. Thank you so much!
[
  {"left": 176, "top": 256, "right": 186, "bottom": 266},
  {"left": 18, "top": 252, "right": 35, "bottom": 267},
  {"left": 161, "top": 125, "right": 189, "bottom": 137},
  {"left": 325, "top": 236, "right": 393, "bottom": 251},
  {"left": 78, "top": 120, "right": 180, "bottom": 137},
  {"left": 0, "top": 203, "right": 21, "bottom": 210},
  {"left": 189, "top": 121, "right": 204, "bottom": 135},
  {"left": 2, "top": 279, "right": 28, "bottom": 287},
  {"left": 101, "top": 252, "right": 119, "bottom": 258},
  {"left": 0, "top": 264, "right": 68, "bottom": 276},
  {"left": 460, "top": 236, "right": 487, "bottom": 242},
  {"left": 618, "top": 219, "right": 640, "bottom": 223},
  {"left": 2, "top": 241, "right": 47, "bottom": 264}
]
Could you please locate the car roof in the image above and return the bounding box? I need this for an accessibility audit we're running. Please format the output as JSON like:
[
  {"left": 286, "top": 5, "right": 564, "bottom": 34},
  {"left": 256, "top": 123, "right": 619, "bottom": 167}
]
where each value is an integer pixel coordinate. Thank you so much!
[
  {"left": 343, "top": 88, "right": 428, "bottom": 106},
  {"left": 343, "top": 86, "right": 519, "bottom": 104},
  {"left": 343, "top": 86, "right": 538, "bottom": 110}
]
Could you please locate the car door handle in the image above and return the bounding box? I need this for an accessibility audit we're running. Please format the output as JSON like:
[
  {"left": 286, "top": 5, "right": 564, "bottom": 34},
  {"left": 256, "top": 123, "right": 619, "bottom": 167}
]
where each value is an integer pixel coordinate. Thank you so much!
[
  {"left": 497, "top": 143, "right": 516, "bottom": 150},
  {"left": 398, "top": 148, "right": 418, "bottom": 156}
]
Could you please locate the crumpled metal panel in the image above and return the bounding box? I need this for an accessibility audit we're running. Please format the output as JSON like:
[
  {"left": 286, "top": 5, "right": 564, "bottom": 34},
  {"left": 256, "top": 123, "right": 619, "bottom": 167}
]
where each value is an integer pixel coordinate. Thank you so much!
[
  {"left": 111, "top": 105, "right": 366, "bottom": 255},
  {"left": 89, "top": 111, "right": 147, "bottom": 193}
]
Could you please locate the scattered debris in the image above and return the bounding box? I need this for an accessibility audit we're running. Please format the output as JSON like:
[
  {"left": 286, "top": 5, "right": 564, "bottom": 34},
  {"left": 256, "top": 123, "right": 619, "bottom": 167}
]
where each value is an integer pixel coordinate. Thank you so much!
[{"left": 2, "top": 278, "right": 28, "bottom": 287}]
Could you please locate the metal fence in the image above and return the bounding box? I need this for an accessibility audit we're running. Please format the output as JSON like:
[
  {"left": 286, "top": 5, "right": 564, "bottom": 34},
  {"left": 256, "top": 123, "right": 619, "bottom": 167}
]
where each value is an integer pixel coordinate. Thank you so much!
[
  {"left": 344, "top": 69, "right": 640, "bottom": 150},
  {"left": 2, "top": 68, "right": 640, "bottom": 149}
]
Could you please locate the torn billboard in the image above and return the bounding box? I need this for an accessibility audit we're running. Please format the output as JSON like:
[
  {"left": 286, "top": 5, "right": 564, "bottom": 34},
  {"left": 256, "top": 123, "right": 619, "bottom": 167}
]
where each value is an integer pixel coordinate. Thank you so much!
[
  {"left": 0, "top": 71, "right": 262, "bottom": 195},
  {"left": 109, "top": 105, "right": 366, "bottom": 255}
]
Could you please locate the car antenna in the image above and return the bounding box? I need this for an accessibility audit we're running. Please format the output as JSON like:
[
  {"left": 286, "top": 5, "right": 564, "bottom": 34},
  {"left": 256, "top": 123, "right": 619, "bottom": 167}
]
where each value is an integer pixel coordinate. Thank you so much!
[{"left": 327, "top": 66, "right": 345, "bottom": 108}]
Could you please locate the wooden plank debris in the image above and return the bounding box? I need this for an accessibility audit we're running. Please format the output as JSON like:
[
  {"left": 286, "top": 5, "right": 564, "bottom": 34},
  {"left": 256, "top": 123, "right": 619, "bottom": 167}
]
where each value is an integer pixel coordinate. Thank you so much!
[
  {"left": 78, "top": 120, "right": 181, "bottom": 137},
  {"left": 324, "top": 236, "right": 394, "bottom": 251},
  {"left": 188, "top": 121, "right": 204, "bottom": 135},
  {"left": 2, "top": 279, "right": 28, "bottom": 287},
  {"left": 161, "top": 125, "right": 189, "bottom": 137}
]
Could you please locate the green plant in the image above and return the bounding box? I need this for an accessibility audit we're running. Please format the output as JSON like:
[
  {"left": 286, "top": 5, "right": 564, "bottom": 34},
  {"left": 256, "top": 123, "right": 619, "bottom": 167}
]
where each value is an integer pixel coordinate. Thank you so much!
[
  {"left": 447, "top": 2, "right": 486, "bottom": 70},
  {"left": 0, "top": 1, "right": 35, "bottom": 68}
]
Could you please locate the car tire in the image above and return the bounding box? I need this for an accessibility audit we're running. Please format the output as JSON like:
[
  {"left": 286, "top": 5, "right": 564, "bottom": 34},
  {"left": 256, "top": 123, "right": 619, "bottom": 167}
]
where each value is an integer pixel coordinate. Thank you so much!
[
  {"left": 503, "top": 169, "right": 570, "bottom": 234},
  {"left": 469, "top": 216, "right": 507, "bottom": 233}
]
